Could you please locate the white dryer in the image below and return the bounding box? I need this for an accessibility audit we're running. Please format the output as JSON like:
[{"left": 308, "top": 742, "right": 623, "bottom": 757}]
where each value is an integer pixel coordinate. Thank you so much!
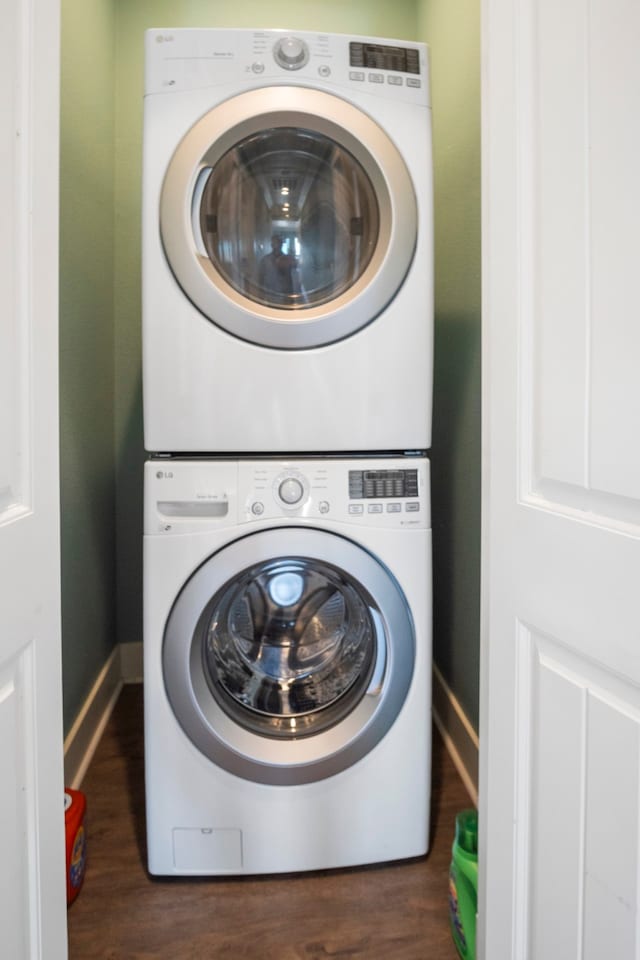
[
  {"left": 142, "top": 29, "right": 433, "bottom": 453},
  {"left": 144, "top": 456, "right": 431, "bottom": 874}
]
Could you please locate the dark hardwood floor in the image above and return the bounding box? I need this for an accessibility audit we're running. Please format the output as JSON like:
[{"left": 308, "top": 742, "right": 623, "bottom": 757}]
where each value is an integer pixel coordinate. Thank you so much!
[{"left": 67, "top": 685, "right": 472, "bottom": 959}]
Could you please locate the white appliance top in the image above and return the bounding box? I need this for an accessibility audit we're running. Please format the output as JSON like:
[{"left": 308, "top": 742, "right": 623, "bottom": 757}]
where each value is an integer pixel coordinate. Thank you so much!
[
  {"left": 144, "top": 28, "right": 430, "bottom": 107},
  {"left": 144, "top": 456, "right": 430, "bottom": 534}
]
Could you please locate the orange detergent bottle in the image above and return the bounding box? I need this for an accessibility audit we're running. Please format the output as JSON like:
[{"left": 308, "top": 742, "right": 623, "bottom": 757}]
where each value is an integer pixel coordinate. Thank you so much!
[{"left": 64, "top": 788, "right": 87, "bottom": 905}]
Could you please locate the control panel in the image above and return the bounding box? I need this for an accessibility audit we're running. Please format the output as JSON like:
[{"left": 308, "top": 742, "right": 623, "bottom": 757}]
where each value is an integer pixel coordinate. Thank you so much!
[
  {"left": 145, "top": 28, "right": 430, "bottom": 105},
  {"left": 144, "top": 457, "right": 430, "bottom": 534}
]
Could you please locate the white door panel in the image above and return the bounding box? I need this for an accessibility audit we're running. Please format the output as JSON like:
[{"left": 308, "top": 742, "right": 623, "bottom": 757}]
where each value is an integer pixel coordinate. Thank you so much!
[
  {"left": 481, "top": 0, "right": 640, "bottom": 955},
  {"left": 0, "top": 0, "right": 67, "bottom": 956}
]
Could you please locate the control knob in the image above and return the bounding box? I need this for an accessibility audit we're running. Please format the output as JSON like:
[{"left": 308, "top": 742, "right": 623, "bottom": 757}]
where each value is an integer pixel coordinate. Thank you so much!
[
  {"left": 278, "top": 477, "right": 305, "bottom": 505},
  {"left": 273, "top": 36, "right": 310, "bottom": 70}
]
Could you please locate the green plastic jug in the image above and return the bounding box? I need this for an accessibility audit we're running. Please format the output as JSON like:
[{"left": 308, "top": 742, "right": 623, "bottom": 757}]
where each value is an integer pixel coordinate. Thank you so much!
[{"left": 449, "top": 808, "right": 478, "bottom": 960}]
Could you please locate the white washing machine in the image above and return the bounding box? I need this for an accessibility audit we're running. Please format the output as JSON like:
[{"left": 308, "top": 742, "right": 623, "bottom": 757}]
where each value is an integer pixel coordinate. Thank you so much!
[
  {"left": 142, "top": 28, "right": 433, "bottom": 453},
  {"left": 144, "top": 456, "right": 431, "bottom": 874}
]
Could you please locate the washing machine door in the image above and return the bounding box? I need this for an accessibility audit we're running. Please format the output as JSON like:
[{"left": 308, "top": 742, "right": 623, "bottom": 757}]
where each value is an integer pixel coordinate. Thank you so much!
[
  {"left": 160, "top": 86, "right": 417, "bottom": 349},
  {"left": 163, "top": 527, "right": 415, "bottom": 785}
]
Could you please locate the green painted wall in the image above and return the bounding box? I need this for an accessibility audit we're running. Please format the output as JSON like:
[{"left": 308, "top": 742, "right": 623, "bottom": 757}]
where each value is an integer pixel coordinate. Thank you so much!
[
  {"left": 112, "top": 0, "right": 419, "bottom": 651},
  {"left": 59, "top": 0, "right": 117, "bottom": 731},
  {"left": 417, "top": 0, "right": 481, "bottom": 728}
]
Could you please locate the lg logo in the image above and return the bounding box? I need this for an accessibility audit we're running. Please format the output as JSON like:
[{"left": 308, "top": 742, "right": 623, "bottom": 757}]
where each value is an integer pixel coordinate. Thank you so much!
[{"left": 156, "top": 471, "right": 174, "bottom": 479}]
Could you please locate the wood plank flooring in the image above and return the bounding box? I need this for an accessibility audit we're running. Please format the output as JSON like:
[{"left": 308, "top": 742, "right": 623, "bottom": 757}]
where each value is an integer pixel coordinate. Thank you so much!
[{"left": 67, "top": 685, "right": 473, "bottom": 959}]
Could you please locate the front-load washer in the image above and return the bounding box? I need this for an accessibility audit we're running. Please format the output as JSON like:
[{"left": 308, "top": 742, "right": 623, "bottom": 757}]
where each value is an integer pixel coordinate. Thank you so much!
[
  {"left": 142, "top": 29, "right": 433, "bottom": 453},
  {"left": 144, "top": 455, "right": 431, "bottom": 874}
]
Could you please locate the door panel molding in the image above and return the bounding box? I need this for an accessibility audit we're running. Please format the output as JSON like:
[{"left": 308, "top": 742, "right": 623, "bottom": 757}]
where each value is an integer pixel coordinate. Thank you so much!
[
  {"left": 0, "top": 0, "right": 67, "bottom": 955},
  {"left": 481, "top": 0, "right": 640, "bottom": 954},
  {"left": 0, "top": 0, "right": 31, "bottom": 522}
]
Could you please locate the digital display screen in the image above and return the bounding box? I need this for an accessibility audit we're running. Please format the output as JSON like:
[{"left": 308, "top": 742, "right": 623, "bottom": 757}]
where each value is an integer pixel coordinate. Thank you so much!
[
  {"left": 349, "top": 42, "right": 420, "bottom": 75},
  {"left": 349, "top": 470, "right": 419, "bottom": 500}
]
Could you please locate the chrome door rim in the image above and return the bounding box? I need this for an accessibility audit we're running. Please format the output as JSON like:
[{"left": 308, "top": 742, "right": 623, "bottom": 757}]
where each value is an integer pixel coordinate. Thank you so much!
[
  {"left": 160, "top": 86, "right": 417, "bottom": 349},
  {"left": 162, "top": 527, "right": 415, "bottom": 785}
]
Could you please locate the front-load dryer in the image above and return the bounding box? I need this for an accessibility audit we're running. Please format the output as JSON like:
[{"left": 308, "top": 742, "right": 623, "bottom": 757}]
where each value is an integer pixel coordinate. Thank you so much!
[
  {"left": 142, "top": 29, "right": 433, "bottom": 453},
  {"left": 144, "top": 456, "right": 431, "bottom": 874}
]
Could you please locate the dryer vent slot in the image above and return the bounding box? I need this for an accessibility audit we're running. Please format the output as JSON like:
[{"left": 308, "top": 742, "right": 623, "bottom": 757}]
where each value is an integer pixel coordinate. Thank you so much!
[{"left": 158, "top": 500, "right": 228, "bottom": 518}]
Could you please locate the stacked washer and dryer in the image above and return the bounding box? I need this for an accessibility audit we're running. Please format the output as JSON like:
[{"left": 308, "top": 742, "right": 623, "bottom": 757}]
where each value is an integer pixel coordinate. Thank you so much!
[{"left": 142, "top": 28, "right": 433, "bottom": 876}]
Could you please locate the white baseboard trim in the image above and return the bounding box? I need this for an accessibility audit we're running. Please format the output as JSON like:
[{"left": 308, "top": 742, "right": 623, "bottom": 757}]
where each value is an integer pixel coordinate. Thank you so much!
[
  {"left": 432, "top": 663, "right": 479, "bottom": 806},
  {"left": 63, "top": 645, "right": 123, "bottom": 789},
  {"left": 120, "top": 640, "right": 143, "bottom": 683}
]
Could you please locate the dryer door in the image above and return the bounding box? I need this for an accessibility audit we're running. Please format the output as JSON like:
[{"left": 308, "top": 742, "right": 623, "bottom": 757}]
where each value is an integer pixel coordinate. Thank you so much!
[
  {"left": 163, "top": 527, "right": 415, "bottom": 785},
  {"left": 160, "top": 86, "right": 417, "bottom": 349}
]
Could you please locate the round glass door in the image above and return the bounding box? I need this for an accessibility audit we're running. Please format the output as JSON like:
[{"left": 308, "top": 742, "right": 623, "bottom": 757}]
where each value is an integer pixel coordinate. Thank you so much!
[
  {"left": 160, "top": 86, "right": 417, "bottom": 349},
  {"left": 201, "top": 557, "right": 377, "bottom": 738},
  {"left": 197, "top": 127, "right": 380, "bottom": 311},
  {"left": 162, "top": 528, "right": 415, "bottom": 785}
]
